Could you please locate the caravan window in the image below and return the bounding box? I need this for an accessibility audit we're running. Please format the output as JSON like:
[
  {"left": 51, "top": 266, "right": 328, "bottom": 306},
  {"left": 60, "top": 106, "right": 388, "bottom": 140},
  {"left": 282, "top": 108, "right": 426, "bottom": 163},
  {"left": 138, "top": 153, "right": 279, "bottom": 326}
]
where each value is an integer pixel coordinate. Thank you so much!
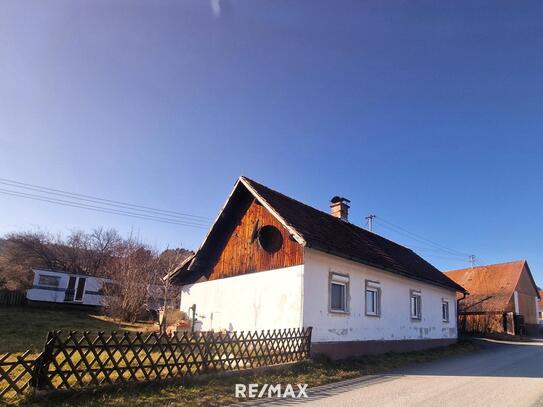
[{"left": 38, "top": 274, "right": 60, "bottom": 287}]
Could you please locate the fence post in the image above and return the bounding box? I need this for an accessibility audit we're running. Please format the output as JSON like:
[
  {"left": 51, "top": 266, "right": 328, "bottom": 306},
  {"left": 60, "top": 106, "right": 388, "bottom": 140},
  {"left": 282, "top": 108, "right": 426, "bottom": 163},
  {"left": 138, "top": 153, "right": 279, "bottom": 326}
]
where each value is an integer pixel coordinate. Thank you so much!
[
  {"left": 306, "top": 327, "right": 313, "bottom": 358},
  {"left": 202, "top": 331, "right": 211, "bottom": 373},
  {"left": 32, "top": 331, "right": 55, "bottom": 391}
]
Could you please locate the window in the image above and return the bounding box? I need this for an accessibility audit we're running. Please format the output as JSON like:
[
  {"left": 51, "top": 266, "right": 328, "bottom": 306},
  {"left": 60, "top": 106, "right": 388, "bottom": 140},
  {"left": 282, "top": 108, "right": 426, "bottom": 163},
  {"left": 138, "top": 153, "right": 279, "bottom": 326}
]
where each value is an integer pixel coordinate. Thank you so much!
[
  {"left": 258, "top": 225, "right": 283, "bottom": 253},
  {"left": 331, "top": 283, "right": 345, "bottom": 311},
  {"left": 442, "top": 299, "right": 450, "bottom": 322},
  {"left": 38, "top": 274, "right": 60, "bottom": 287},
  {"left": 410, "top": 290, "right": 422, "bottom": 320},
  {"left": 329, "top": 273, "right": 349, "bottom": 313},
  {"left": 365, "top": 280, "right": 381, "bottom": 316}
]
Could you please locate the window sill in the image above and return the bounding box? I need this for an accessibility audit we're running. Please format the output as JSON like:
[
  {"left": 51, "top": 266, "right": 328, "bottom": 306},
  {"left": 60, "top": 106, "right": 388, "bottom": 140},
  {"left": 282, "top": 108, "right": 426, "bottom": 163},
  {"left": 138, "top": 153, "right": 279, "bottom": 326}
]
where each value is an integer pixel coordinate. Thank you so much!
[
  {"left": 365, "top": 313, "right": 381, "bottom": 318},
  {"left": 329, "top": 309, "right": 350, "bottom": 316},
  {"left": 411, "top": 317, "right": 422, "bottom": 321}
]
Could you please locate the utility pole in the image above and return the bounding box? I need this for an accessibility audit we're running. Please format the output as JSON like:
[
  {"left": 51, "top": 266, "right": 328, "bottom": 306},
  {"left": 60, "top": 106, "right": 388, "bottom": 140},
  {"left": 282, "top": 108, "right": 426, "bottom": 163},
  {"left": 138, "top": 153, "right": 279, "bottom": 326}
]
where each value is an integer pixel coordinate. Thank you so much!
[
  {"left": 469, "top": 255, "right": 476, "bottom": 268},
  {"left": 365, "top": 214, "right": 376, "bottom": 232},
  {"left": 190, "top": 304, "right": 197, "bottom": 335}
]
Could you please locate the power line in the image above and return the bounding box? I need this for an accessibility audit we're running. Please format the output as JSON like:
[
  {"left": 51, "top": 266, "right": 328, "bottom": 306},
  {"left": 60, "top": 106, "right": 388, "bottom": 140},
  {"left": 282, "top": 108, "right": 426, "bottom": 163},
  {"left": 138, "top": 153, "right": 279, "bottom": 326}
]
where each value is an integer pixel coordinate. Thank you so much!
[
  {"left": 407, "top": 245, "right": 468, "bottom": 259},
  {"left": 0, "top": 177, "right": 211, "bottom": 222},
  {"left": 415, "top": 253, "right": 472, "bottom": 262},
  {"left": 0, "top": 188, "right": 209, "bottom": 228},
  {"left": 374, "top": 217, "right": 470, "bottom": 258},
  {"left": 0, "top": 188, "right": 210, "bottom": 229},
  {"left": 373, "top": 217, "right": 477, "bottom": 267},
  {"left": 375, "top": 221, "right": 460, "bottom": 255}
]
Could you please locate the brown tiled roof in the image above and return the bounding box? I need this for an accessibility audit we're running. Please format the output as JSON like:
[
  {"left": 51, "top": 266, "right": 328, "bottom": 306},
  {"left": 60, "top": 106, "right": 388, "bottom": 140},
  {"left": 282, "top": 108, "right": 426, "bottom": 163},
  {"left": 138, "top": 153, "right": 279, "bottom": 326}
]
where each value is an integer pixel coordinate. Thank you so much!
[
  {"left": 445, "top": 260, "right": 529, "bottom": 312},
  {"left": 172, "top": 176, "right": 465, "bottom": 292},
  {"left": 240, "top": 177, "right": 464, "bottom": 292}
]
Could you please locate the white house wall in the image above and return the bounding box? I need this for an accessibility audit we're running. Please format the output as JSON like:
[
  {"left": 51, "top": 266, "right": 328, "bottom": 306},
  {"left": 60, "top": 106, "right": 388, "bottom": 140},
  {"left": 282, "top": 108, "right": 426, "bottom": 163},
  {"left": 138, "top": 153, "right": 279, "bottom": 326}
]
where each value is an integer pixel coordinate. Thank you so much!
[
  {"left": 303, "top": 248, "right": 458, "bottom": 343},
  {"left": 180, "top": 265, "right": 304, "bottom": 332}
]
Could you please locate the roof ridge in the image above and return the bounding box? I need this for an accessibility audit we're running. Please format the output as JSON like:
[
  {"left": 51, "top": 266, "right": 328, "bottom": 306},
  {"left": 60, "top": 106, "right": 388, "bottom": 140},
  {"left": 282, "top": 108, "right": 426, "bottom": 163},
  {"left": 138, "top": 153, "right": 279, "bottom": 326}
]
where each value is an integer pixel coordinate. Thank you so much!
[
  {"left": 172, "top": 176, "right": 464, "bottom": 292},
  {"left": 446, "top": 259, "right": 526, "bottom": 273},
  {"left": 240, "top": 176, "right": 420, "bottom": 256},
  {"left": 241, "top": 177, "right": 467, "bottom": 292}
]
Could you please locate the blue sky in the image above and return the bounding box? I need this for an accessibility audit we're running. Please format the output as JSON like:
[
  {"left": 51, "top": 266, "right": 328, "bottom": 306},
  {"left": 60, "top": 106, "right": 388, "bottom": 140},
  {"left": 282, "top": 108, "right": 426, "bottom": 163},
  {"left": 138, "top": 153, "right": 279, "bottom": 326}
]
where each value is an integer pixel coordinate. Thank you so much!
[{"left": 1, "top": 0, "right": 542, "bottom": 282}]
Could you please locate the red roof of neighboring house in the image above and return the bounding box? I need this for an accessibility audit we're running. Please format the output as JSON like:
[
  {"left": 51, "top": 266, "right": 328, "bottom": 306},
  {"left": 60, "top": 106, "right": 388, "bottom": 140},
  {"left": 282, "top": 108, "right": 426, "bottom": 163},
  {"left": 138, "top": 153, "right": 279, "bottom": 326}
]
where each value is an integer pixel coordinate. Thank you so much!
[{"left": 445, "top": 260, "right": 537, "bottom": 312}]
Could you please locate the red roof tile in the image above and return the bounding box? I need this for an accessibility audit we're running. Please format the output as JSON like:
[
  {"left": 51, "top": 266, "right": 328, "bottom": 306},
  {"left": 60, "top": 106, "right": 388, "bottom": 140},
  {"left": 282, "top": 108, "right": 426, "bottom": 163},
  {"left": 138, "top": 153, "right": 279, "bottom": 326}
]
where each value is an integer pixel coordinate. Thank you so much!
[{"left": 445, "top": 261, "right": 527, "bottom": 312}]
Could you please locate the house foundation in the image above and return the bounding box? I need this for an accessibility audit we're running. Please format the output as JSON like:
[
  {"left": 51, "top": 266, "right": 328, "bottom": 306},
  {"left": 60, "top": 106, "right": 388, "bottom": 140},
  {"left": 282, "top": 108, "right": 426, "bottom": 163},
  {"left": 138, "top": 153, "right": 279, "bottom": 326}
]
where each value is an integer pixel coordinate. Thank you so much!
[{"left": 311, "top": 338, "right": 457, "bottom": 360}]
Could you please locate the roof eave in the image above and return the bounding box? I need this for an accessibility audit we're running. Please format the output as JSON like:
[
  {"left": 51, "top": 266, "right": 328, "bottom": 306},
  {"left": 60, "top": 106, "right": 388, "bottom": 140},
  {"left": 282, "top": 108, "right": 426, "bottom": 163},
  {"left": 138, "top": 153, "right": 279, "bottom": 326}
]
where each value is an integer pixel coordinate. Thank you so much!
[
  {"left": 239, "top": 176, "right": 306, "bottom": 246},
  {"left": 171, "top": 177, "right": 308, "bottom": 285},
  {"left": 306, "top": 244, "right": 466, "bottom": 293},
  {"left": 164, "top": 254, "right": 196, "bottom": 282}
]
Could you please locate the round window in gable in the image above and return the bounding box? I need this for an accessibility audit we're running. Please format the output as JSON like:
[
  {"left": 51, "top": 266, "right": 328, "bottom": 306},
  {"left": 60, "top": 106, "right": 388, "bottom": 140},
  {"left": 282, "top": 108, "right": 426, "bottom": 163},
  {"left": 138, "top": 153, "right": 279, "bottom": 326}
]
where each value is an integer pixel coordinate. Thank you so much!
[{"left": 258, "top": 225, "right": 283, "bottom": 254}]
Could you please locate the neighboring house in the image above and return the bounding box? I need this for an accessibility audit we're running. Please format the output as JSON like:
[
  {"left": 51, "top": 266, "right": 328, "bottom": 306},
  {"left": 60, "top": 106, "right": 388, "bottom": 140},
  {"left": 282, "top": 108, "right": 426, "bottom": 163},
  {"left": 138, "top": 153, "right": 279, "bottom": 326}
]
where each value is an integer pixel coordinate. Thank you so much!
[
  {"left": 445, "top": 261, "right": 540, "bottom": 335},
  {"left": 538, "top": 289, "right": 543, "bottom": 324},
  {"left": 169, "top": 176, "right": 465, "bottom": 359},
  {"left": 26, "top": 268, "right": 114, "bottom": 307}
]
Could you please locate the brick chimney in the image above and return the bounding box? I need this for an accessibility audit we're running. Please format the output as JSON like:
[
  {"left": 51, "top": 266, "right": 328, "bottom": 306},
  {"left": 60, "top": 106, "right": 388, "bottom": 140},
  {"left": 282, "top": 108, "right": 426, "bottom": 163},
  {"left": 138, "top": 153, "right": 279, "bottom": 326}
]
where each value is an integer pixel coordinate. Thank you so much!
[{"left": 330, "top": 196, "right": 350, "bottom": 222}]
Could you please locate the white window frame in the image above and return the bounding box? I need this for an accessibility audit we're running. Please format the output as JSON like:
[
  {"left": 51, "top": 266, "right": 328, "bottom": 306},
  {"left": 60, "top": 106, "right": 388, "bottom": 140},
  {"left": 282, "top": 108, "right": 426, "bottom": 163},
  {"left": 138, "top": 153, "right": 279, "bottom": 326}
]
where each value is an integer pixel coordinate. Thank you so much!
[
  {"left": 410, "top": 290, "right": 422, "bottom": 320},
  {"left": 365, "top": 280, "right": 381, "bottom": 317},
  {"left": 442, "top": 299, "right": 450, "bottom": 323},
  {"left": 38, "top": 274, "right": 60, "bottom": 288},
  {"left": 329, "top": 272, "right": 349, "bottom": 314}
]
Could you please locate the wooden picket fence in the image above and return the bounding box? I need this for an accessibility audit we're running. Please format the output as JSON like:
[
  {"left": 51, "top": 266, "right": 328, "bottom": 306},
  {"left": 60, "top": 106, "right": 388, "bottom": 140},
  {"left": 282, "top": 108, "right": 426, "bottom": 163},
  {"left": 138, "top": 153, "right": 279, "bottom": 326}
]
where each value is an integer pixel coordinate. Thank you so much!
[
  {"left": 0, "top": 351, "right": 39, "bottom": 398},
  {"left": 0, "top": 327, "right": 312, "bottom": 399},
  {"left": 0, "top": 290, "right": 26, "bottom": 306}
]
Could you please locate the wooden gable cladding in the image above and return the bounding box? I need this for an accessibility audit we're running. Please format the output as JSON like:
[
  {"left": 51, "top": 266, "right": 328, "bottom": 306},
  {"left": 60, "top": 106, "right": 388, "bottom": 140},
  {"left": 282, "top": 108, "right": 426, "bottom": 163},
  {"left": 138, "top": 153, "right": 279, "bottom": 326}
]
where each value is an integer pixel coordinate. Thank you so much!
[
  {"left": 513, "top": 264, "right": 539, "bottom": 324},
  {"left": 207, "top": 198, "right": 303, "bottom": 281}
]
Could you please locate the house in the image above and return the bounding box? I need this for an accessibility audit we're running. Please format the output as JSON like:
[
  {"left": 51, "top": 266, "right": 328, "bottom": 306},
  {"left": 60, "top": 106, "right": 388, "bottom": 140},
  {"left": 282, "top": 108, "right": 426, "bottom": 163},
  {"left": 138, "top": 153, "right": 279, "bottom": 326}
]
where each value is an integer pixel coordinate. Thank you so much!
[
  {"left": 169, "top": 176, "right": 466, "bottom": 359},
  {"left": 26, "top": 268, "right": 114, "bottom": 307},
  {"left": 445, "top": 261, "right": 540, "bottom": 335},
  {"left": 538, "top": 289, "right": 543, "bottom": 325}
]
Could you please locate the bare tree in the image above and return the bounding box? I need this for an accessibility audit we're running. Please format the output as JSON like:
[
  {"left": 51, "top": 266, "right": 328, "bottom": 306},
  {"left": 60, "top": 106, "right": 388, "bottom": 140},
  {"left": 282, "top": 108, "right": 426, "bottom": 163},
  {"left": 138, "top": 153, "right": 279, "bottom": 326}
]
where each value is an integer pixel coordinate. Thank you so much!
[
  {"left": 156, "top": 248, "right": 193, "bottom": 333},
  {"left": 0, "top": 238, "right": 36, "bottom": 290},
  {"left": 101, "top": 236, "right": 159, "bottom": 322},
  {"left": 0, "top": 227, "right": 192, "bottom": 324},
  {"left": 65, "top": 228, "right": 120, "bottom": 276},
  {"left": 0, "top": 228, "right": 121, "bottom": 289}
]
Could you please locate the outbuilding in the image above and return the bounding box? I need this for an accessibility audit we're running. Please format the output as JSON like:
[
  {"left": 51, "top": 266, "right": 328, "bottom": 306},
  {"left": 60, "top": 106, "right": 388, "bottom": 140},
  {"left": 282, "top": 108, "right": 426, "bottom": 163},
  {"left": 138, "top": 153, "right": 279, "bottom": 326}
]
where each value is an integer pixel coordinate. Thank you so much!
[{"left": 445, "top": 261, "right": 540, "bottom": 335}]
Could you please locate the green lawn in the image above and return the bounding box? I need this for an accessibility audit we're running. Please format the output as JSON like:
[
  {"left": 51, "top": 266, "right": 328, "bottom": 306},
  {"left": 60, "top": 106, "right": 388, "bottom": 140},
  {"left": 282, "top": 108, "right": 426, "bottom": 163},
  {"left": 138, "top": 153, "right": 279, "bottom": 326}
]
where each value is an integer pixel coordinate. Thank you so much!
[
  {"left": 20, "top": 340, "right": 479, "bottom": 407},
  {"left": 0, "top": 307, "right": 157, "bottom": 354}
]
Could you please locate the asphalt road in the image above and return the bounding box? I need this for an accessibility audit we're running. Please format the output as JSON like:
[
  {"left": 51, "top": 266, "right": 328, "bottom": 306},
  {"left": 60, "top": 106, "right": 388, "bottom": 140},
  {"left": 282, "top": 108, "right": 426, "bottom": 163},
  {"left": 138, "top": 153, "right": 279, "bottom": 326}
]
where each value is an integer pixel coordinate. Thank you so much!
[{"left": 241, "top": 339, "right": 543, "bottom": 407}]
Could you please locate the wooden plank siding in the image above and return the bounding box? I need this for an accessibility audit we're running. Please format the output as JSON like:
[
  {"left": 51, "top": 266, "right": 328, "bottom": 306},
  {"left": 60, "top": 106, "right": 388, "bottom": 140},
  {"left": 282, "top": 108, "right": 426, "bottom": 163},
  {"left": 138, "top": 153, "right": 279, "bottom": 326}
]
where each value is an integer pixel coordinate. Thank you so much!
[
  {"left": 208, "top": 198, "right": 303, "bottom": 280},
  {"left": 517, "top": 266, "right": 537, "bottom": 324},
  {"left": 514, "top": 265, "right": 539, "bottom": 324}
]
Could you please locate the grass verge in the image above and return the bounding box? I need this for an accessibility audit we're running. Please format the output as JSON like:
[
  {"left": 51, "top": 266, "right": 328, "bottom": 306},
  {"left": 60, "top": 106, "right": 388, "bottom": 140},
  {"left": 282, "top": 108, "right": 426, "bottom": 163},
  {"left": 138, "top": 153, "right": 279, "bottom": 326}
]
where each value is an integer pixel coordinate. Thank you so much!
[
  {"left": 0, "top": 307, "right": 157, "bottom": 354},
  {"left": 16, "top": 340, "right": 479, "bottom": 407}
]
